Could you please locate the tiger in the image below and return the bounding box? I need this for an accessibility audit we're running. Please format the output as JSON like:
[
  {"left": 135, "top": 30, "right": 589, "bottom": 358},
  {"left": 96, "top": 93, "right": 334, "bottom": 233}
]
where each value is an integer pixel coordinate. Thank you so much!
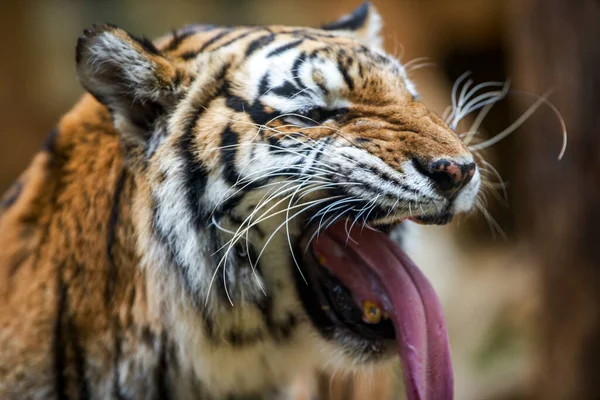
[{"left": 0, "top": 2, "right": 480, "bottom": 399}]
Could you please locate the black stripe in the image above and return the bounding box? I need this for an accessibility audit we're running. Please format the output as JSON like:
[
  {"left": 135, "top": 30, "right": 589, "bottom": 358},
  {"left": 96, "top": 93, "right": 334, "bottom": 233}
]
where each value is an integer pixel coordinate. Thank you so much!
[
  {"left": 179, "top": 28, "right": 233, "bottom": 59},
  {"left": 270, "top": 80, "right": 303, "bottom": 99},
  {"left": 341, "top": 156, "right": 437, "bottom": 202},
  {"left": 358, "top": 63, "right": 365, "bottom": 79},
  {"left": 225, "top": 94, "right": 251, "bottom": 113},
  {"left": 53, "top": 263, "right": 68, "bottom": 400},
  {"left": 112, "top": 322, "right": 126, "bottom": 400},
  {"left": 245, "top": 33, "right": 276, "bottom": 57},
  {"left": 164, "top": 30, "right": 196, "bottom": 52},
  {"left": 205, "top": 227, "right": 230, "bottom": 304},
  {"left": 172, "top": 69, "right": 184, "bottom": 88},
  {"left": 180, "top": 50, "right": 200, "bottom": 60},
  {"left": 257, "top": 74, "right": 270, "bottom": 97},
  {"left": 255, "top": 288, "right": 298, "bottom": 343},
  {"left": 209, "top": 28, "right": 259, "bottom": 52},
  {"left": 43, "top": 128, "right": 60, "bottom": 153},
  {"left": 154, "top": 332, "right": 171, "bottom": 400},
  {"left": 291, "top": 52, "right": 307, "bottom": 89},
  {"left": 202, "top": 308, "right": 217, "bottom": 343},
  {"left": 128, "top": 33, "right": 161, "bottom": 56},
  {"left": 266, "top": 38, "right": 304, "bottom": 58},
  {"left": 312, "top": 138, "right": 330, "bottom": 166},
  {"left": 105, "top": 168, "right": 127, "bottom": 305},
  {"left": 289, "top": 31, "right": 318, "bottom": 41},
  {"left": 248, "top": 102, "right": 277, "bottom": 127},
  {"left": 128, "top": 100, "right": 165, "bottom": 133},
  {"left": 223, "top": 91, "right": 276, "bottom": 129},
  {"left": 68, "top": 317, "right": 90, "bottom": 400},
  {"left": 179, "top": 112, "right": 209, "bottom": 229},
  {"left": 199, "top": 28, "right": 234, "bottom": 52},
  {"left": 221, "top": 125, "right": 240, "bottom": 185},
  {"left": 217, "top": 193, "right": 246, "bottom": 216},
  {"left": 338, "top": 58, "right": 355, "bottom": 91},
  {"left": 218, "top": 69, "right": 232, "bottom": 97},
  {"left": 267, "top": 135, "right": 282, "bottom": 148},
  {"left": 178, "top": 24, "right": 218, "bottom": 36},
  {"left": 316, "top": 80, "right": 329, "bottom": 96},
  {"left": 198, "top": 28, "right": 234, "bottom": 53},
  {"left": 1, "top": 181, "right": 23, "bottom": 209},
  {"left": 287, "top": 29, "right": 338, "bottom": 39}
]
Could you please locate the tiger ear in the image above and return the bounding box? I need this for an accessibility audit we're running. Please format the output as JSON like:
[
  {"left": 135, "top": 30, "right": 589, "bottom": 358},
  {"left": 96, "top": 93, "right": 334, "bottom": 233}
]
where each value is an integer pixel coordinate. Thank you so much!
[
  {"left": 321, "top": 2, "right": 383, "bottom": 49},
  {"left": 76, "top": 24, "right": 179, "bottom": 148}
]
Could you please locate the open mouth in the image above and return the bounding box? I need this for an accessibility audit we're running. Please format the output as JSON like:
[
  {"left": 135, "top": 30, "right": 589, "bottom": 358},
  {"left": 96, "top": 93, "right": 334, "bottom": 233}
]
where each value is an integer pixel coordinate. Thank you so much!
[{"left": 295, "top": 218, "right": 453, "bottom": 400}]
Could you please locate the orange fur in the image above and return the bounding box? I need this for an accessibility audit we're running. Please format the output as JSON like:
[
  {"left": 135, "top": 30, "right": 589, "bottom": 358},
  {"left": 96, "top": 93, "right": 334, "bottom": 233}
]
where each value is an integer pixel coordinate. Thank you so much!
[{"left": 0, "top": 6, "right": 476, "bottom": 398}]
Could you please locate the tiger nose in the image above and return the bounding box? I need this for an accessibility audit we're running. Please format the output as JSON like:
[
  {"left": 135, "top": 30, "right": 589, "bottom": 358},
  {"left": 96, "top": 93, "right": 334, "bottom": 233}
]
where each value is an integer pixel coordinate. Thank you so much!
[{"left": 415, "top": 158, "right": 476, "bottom": 194}]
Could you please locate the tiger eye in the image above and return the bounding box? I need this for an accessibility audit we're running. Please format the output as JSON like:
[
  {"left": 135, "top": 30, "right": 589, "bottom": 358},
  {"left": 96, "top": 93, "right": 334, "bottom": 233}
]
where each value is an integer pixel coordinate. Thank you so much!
[
  {"left": 306, "top": 108, "right": 323, "bottom": 122},
  {"left": 362, "top": 300, "right": 383, "bottom": 324}
]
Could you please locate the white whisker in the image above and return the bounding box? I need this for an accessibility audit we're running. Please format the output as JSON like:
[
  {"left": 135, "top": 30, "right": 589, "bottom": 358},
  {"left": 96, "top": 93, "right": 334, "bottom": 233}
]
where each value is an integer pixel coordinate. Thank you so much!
[{"left": 469, "top": 89, "right": 553, "bottom": 152}]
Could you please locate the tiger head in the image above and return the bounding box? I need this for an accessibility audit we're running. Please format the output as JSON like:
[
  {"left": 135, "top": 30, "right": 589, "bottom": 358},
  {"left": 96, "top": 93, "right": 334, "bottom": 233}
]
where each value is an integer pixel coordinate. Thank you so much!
[{"left": 76, "top": 2, "right": 478, "bottom": 397}]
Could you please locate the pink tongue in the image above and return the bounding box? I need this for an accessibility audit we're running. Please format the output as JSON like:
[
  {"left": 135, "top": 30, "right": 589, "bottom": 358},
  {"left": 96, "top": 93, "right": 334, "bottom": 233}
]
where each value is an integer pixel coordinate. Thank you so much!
[{"left": 311, "top": 222, "right": 453, "bottom": 400}]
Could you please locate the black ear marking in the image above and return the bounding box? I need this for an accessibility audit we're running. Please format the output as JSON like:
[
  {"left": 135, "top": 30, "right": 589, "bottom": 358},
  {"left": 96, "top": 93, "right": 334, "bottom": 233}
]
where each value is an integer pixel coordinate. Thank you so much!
[
  {"left": 321, "top": 2, "right": 370, "bottom": 32},
  {"left": 319, "top": 2, "right": 383, "bottom": 48},
  {"left": 128, "top": 33, "right": 161, "bottom": 56}
]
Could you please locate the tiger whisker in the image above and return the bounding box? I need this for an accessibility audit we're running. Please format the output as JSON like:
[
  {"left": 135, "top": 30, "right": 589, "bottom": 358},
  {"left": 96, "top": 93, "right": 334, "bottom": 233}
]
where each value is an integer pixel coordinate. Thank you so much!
[
  {"left": 252, "top": 196, "right": 335, "bottom": 276},
  {"left": 212, "top": 181, "right": 329, "bottom": 256},
  {"left": 475, "top": 200, "right": 507, "bottom": 240},
  {"left": 284, "top": 172, "right": 327, "bottom": 284},
  {"left": 405, "top": 62, "right": 436, "bottom": 73},
  {"left": 468, "top": 89, "right": 554, "bottom": 152},
  {"left": 448, "top": 71, "right": 472, "bottom": 125},
  {"left": 308, "top": 197, "right": 363, "bottom": 243},
  {"left": 232, "top": 181, "right": 343, "bottom": 250},
  {"left": 403, "top": 56, "right": 430, "bottom": 70},
  {"left": 451, "top": 84, "right": 509, "bottom": 130},
  {"left": 361, "top": 194, "right": 381, "bottom": 234},
  {"left": 506, "top": 89, "right": 568, "bottom": 160},
  {"left": 477, "top": 159, "right": 508, "bottom": 202},
  {"left": 206, "top": 190, "right": 337, "bottom": 306},
  {"left": 219, "top": 183, "right": 329, "bottom": 304}
]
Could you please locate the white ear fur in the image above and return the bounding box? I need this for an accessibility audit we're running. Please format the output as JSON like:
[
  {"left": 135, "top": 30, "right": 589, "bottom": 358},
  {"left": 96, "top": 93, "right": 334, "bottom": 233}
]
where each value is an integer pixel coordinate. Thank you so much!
[
  {"left": 321, "top": 2, "right": 383, "bottom": 50},
  {"left": 76, "top": 24, "right": 178, "bottom": 145}
]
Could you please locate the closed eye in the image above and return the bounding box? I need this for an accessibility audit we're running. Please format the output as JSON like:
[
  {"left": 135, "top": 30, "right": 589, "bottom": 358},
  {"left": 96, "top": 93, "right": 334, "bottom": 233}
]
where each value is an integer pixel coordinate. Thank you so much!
[{"left": 285, "top": 107, "right": 347, "bottom": 127}]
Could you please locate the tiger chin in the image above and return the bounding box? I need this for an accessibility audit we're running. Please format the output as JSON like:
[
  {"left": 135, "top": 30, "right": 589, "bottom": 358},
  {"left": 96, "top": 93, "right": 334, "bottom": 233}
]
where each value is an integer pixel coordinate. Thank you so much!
[{"left": 0, "top": 3, "right": 480, "bottom": 400}]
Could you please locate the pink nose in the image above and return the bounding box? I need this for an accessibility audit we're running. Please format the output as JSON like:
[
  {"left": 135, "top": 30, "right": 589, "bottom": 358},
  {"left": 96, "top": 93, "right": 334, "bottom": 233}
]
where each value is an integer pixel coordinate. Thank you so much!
[{"left": 415, "top": 158, "right": 476, "bottom": 195}]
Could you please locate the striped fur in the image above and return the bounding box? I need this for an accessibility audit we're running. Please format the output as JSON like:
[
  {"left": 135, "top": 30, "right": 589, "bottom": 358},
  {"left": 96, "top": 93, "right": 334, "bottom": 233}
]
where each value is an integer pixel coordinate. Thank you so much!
[{"left": 0, "top": 3, "right": 480, "bottom": 399}]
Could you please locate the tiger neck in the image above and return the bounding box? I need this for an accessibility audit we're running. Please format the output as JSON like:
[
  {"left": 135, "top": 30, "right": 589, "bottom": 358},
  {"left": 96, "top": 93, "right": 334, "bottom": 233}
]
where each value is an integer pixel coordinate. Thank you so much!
[{"left": 50, "top": 94, "right": 326, "bottom": 397}]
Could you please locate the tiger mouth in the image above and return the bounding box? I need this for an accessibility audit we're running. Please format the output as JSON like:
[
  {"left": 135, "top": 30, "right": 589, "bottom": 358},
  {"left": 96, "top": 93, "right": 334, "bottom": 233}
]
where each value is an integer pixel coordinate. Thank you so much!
[
  {"left": 296, "top": 223, "right": 398, "bottom": 343},
  {"left": 294, "top": 215, "right": 454, "bottom": 400}
]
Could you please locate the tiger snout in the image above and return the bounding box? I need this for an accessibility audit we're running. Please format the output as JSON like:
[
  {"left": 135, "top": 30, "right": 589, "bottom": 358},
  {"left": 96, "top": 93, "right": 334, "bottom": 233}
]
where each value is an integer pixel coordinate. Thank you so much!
[{"left": 413, "top": 157, "right": 476, "bottom": 197}]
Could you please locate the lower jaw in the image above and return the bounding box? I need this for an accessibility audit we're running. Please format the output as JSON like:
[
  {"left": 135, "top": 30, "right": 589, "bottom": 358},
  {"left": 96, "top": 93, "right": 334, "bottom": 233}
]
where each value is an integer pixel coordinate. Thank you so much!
[
  {"left": 291, "top": 229, "right": 397, "bottom": 363},
  {"left": 290, "top": 211, "right": 454, "bottom": 362}
]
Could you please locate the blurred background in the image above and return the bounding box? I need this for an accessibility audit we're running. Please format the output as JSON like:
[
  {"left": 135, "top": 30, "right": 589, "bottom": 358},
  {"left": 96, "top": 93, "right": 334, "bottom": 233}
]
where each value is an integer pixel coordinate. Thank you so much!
[{"left": 1, "top": 0, "right": 598, "bottom": 399}]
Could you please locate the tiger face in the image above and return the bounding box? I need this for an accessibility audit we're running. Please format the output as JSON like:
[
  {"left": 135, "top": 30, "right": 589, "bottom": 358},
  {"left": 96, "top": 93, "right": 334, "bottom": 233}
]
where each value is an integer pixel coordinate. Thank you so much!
[{"left": 75, "top": 3, "right": 478, "bottom": 398}]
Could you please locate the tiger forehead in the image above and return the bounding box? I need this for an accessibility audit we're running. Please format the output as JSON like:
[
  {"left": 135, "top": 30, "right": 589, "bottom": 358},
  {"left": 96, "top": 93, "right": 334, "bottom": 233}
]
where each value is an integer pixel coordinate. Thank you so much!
[
  {"left": 158, "top": 24, "right": 364, "bottom": 56},
  {"left": 155, "top": 25, "right": 412, "bottom": 101}
]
